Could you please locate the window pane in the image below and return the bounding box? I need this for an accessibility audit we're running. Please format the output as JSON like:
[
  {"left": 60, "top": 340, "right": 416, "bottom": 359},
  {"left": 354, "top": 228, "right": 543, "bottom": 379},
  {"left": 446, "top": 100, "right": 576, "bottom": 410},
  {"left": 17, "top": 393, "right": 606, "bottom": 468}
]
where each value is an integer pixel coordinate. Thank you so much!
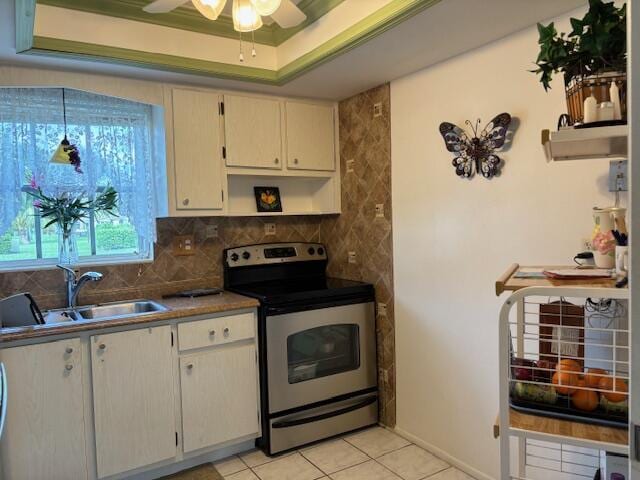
[
  {"left": 0, "top": 200, "right": 37, "bottom": 262},
  {"left": 40, "top": 220, "right": 58, "bottom": 260},
  {"left": 95, "top": 213, "right": 139, "bottom": 256},
  {"left": 0, "top": 88, "right": 157, "bottom": 269},
  {"left": 74, "top": 221, "right": 92, "bottom": 258}
]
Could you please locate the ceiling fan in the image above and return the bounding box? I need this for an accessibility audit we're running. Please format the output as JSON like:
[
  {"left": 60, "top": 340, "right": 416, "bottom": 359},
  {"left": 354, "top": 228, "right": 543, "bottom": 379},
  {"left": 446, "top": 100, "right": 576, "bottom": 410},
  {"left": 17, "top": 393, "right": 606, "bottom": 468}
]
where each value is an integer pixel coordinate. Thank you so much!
[{"left": 143, "top": 0, "right": 307, "bottom": 29}]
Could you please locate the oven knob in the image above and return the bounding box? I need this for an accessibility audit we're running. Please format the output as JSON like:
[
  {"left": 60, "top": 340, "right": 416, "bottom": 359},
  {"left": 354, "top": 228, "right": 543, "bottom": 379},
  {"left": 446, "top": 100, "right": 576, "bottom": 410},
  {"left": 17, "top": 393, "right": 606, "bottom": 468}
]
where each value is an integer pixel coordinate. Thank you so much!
[
  {"left": 230, "top": 253, "right": 239, "bottom": 262},
  {"left": 308, "top": 247, "right": 316, "bottom": 255},
  {"left": 317, "top": 247, "right": 325, "bottom": 256},
  {"left": 242, "top": 251, "right": 251, "bottom": 260}
]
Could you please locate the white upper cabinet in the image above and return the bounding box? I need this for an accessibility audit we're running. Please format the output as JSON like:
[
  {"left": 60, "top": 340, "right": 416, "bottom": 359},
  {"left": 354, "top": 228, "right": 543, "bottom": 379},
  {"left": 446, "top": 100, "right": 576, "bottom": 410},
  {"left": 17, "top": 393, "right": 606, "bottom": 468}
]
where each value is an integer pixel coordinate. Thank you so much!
[
  {"left": 223, "top": 94, "right": 283, "bottom": 170},
  {"left": 91, "top": 327, "right": 176, "bottom": 478},
  {"left": 285, "top": 101, "right": 336, "bottom": 171},
  {"left": 171, "top": 88, "right": 223, "bottom": 211},
  {"left": 0, "top": 339, "right": 87, "bottom": 480}
]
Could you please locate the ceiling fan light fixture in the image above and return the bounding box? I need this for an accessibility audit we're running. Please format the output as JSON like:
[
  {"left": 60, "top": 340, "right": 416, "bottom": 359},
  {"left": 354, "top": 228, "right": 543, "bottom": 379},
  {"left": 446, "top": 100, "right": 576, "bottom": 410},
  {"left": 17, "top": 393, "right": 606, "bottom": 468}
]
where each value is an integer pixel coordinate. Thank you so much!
[
  {"left": 191, "top": 0, "right": 226, "bottom": 20},
  {"left": 249, "top": 0, "right": 281, "bottom": 16},
  {"left": 232, "top": 0, "right": 263, "bottom": 32}
]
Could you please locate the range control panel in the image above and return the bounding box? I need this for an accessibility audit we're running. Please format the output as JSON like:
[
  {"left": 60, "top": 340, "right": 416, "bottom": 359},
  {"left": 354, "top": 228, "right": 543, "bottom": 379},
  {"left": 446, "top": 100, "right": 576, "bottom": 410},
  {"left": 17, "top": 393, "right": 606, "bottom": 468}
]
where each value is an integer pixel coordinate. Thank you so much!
[{"left": 225, "top": 243, "right": 327, "bottom": 268}]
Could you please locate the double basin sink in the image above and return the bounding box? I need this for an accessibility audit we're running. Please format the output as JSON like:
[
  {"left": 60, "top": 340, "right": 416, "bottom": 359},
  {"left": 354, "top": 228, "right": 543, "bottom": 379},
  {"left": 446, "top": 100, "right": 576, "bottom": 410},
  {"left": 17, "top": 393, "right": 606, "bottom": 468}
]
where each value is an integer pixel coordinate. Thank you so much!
[{"left": 46, "top": 300, "right": 168, "bottom": 324}]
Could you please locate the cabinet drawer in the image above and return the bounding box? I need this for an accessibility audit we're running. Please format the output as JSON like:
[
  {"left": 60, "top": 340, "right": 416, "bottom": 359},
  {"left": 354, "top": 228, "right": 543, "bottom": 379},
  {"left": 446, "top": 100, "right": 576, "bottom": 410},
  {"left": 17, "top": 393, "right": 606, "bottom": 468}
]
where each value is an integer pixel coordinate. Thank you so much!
[{"left": 178, "top": 312, "right": 255, "bottom": 351}]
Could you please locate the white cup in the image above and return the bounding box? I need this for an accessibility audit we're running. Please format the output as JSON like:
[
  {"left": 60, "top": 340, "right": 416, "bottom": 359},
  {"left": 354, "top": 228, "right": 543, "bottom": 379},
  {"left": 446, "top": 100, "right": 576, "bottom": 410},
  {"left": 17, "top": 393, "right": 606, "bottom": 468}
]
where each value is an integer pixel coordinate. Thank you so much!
[{"left": 615, "top": 246, "right": 629, "bottom": 278}]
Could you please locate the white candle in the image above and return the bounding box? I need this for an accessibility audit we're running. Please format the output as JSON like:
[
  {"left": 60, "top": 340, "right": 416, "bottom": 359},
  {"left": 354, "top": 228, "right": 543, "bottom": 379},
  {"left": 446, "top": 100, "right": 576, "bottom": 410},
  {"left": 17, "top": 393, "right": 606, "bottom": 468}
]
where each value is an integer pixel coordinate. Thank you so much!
[
  {"left": 610, "top": 81, "right": 622, "bottom": 120},
  {"left": 598, "top": 102, "right": 615, "bottom": 122},
  {"left": 584, "top": 92, "right": 598, "bottom": 123}
]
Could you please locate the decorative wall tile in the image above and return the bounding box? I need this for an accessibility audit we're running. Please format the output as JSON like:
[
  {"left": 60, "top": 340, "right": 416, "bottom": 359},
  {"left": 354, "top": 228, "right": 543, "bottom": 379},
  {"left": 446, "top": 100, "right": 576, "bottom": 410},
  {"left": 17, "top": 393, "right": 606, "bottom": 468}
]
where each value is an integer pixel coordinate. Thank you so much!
[
  {"left": 320, "top": 83, "right": 395, "bottom": 427},
  {"left": 0, "top": 216, "right": 322, "bottom": 310}
]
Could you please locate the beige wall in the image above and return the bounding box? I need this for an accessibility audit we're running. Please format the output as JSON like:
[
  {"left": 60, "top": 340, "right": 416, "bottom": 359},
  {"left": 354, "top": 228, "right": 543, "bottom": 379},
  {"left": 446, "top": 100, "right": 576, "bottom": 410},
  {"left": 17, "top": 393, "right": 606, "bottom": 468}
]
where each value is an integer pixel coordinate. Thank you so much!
[{"left": 391, "top": 7, "right": 617, "bottom": 479}]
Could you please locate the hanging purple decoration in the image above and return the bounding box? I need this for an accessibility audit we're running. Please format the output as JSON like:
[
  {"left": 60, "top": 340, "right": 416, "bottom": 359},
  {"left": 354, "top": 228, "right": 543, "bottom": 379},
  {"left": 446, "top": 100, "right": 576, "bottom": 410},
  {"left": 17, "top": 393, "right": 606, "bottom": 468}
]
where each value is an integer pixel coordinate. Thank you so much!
[{"left": 49, "top": 89, "right": 82, "bottom": 174}]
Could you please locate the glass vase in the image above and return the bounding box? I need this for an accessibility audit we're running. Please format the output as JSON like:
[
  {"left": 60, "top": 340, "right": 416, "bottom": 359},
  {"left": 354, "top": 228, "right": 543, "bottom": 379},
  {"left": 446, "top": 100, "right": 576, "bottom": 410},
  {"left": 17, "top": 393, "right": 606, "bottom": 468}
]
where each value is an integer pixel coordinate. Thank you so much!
[{"left": 58, "top": 222, "right": 79, "bottom": 265}]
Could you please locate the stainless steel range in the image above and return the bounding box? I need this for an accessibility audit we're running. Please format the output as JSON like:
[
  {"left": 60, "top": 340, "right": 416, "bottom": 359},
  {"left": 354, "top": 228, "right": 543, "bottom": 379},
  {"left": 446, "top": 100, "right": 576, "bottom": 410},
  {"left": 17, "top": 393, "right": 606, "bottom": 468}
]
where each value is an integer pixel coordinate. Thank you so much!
[{"left": 224, "top": 242, "right": 378, "bottom": 455}]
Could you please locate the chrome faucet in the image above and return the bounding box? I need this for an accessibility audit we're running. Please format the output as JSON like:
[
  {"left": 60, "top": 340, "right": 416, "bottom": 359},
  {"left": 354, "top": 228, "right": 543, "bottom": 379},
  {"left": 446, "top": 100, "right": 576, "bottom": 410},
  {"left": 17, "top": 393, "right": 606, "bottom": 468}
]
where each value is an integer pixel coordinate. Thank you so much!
[{"left": 56, "top": 265, "right": 104, "bottom": 308}]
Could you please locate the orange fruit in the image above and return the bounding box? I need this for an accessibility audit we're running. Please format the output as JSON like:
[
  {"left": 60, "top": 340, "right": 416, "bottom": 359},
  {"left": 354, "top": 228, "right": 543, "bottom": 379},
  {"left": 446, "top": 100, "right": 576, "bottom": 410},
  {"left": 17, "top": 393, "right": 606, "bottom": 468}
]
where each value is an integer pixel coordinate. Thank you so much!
[
  {"left": 552, "top": 370, "right": 578, "bottom": 395},
  {"left": 585, "top": 368, "right": 607, "bottom": 388},
  {"left": 557, "top": 359, "right": 582, "bottom": 373},
  {"left": 571, "top": 380, "right": 599, "bottom": 411},
  {"left": 599, "top": 376, "right": 628, "bottom": 403}
]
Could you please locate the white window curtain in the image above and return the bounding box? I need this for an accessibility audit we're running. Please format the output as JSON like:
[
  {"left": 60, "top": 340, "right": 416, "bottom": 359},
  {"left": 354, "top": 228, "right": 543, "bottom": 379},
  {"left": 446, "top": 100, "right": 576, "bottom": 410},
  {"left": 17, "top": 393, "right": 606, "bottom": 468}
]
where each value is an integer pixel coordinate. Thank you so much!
[{"left": 0, "top": 88, "right": 157, "bottom": 245}]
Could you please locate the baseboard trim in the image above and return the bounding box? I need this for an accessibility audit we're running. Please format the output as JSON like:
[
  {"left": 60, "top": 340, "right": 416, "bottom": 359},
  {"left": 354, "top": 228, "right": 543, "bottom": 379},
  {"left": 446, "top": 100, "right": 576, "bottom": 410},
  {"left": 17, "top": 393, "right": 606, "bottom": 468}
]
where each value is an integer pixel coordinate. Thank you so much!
[
  {"left": 127, "top": 440, "right": 255, "bottom": 480},
  {"left": 393, "top": 427, "right": 495, "bottom": 480}
]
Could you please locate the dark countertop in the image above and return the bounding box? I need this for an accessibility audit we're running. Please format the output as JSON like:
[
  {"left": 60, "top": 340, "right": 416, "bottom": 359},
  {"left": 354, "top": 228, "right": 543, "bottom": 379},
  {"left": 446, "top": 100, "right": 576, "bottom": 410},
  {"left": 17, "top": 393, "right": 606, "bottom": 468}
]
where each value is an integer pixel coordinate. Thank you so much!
[{"left": 0, "top": 291, "right": 259, "bottom": 343}]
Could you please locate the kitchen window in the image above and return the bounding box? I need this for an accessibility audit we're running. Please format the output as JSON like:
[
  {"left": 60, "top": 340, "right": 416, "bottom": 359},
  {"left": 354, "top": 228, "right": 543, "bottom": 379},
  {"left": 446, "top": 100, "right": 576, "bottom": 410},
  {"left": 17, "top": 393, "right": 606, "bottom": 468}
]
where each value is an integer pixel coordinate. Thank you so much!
[{"left": 0, "top": 88, "right": 159, "bottom": 270}]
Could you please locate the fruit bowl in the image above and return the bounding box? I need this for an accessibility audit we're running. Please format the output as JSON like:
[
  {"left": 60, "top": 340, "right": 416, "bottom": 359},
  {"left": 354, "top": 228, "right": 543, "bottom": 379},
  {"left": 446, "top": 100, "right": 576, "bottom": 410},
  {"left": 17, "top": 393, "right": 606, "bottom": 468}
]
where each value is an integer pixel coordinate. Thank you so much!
[{"left": 509, "top": 357, "right": 628, "bottom": 428}]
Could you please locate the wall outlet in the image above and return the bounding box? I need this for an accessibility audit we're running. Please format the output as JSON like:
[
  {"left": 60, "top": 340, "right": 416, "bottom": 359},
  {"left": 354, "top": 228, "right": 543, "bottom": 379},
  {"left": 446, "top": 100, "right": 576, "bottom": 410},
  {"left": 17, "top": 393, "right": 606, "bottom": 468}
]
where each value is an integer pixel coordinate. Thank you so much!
[
  {"left": 378, "top": 303, "right": 387, "bottom": 316},
  {"left": 375, "top": 204, "right": 385, "bottom": 218},
  {"left": 348, "top": 251, "right": 357, "bottom": 264},
  {"left": 373, "top": 102, "right": 383, "bottom": 118},
  {"left": 608, "top": 160, "right": 628, "bottom": 192},
  {"left": 346, "top": 159, "right": 355, "bottom": 173},
  {"left": 206, "top": 224, "right": 218, "bottom": 238},
  {"left": 264, "top": 223, "right": 276, "bottom": 236},
  {"left": 582, "top": 238, "right": 593, "bottom": 251},
  {"left": 173, "top": 235, "right": 195, "bottom": 256}
]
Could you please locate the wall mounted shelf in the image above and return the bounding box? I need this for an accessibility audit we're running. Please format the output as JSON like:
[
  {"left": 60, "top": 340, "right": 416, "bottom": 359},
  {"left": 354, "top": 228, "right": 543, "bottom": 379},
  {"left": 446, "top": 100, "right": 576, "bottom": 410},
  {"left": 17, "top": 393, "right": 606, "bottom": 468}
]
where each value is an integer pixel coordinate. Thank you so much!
[
  {"left": 542, "top": 125, "right": 628, "bottom": 161},
  {"left": 226, "top": 174, "right": 339, "bottom": 217}
]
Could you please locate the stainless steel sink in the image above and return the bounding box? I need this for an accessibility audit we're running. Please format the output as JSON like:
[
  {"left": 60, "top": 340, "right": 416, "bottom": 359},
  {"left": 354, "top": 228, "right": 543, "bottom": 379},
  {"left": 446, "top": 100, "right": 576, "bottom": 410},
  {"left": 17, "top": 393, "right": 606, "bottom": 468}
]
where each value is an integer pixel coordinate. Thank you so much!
[
  {"left": 45, "top": 299, "right": 168, "bottom": 324},
  {"left": 74, "top": 300, "right": 168, "bottom": 320}
]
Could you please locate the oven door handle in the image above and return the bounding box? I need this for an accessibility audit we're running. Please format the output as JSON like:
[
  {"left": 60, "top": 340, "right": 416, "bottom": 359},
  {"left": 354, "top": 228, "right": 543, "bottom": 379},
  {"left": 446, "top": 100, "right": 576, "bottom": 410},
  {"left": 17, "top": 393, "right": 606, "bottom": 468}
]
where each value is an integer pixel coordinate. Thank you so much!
[{"left": 272, "top": 395, "right": 377, "bottom": 429}]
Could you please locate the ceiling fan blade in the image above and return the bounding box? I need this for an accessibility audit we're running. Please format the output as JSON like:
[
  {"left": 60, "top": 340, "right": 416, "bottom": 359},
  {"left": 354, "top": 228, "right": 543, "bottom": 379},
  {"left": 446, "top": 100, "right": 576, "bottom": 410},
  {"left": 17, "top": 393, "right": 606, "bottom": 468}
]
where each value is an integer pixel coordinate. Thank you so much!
[
  {"left": 142, "top": 0, "right": 189, "bottom": 14},
  {"left": 270, "top": 0, "right": 307, "bottom": 28}
]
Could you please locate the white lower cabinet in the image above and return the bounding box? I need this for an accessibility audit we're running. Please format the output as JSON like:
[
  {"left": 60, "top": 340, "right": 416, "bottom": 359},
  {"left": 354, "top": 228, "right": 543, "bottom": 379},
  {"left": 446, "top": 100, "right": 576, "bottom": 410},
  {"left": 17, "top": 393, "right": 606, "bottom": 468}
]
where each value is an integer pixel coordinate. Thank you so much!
[
  {"left": 0, "top": 339, "right": 88, "bottom": 480},
  {"left": 180, "top": 343, "right": 260, "bottom": 453},
  {"left": 0, "top": 310, "right": 260, "bottom": 479},
  {"left": 91, "top": 326, "right": 176, "bottom": 478}
]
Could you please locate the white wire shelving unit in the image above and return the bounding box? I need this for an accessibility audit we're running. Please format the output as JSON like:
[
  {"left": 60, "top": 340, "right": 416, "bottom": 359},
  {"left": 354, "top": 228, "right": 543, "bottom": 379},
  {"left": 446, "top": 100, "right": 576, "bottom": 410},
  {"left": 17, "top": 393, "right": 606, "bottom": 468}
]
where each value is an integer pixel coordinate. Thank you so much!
[{"left": 495, "top": 264, "right": 630, "bottom": 480}]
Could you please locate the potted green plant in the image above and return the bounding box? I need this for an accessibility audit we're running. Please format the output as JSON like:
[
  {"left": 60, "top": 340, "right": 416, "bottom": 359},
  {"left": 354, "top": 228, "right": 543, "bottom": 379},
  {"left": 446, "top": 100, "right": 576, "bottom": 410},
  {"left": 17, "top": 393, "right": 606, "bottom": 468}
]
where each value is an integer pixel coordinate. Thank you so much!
[{"left": 532, "top": 0, "right": 626, "bottom": 124}]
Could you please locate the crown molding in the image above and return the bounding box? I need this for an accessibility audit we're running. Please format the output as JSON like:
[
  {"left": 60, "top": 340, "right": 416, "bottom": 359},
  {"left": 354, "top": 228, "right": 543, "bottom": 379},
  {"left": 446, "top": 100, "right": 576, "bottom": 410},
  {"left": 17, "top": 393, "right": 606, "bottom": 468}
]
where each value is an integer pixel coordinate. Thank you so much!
[
  {"left": 19, "top": 0, "right": 443, "bottom": 86},
  {"left": 35, "top": 0, "right": 345, "bottom": 46},
  {"left": 16, "top": 0, "right": 37, "bottom": 52}
]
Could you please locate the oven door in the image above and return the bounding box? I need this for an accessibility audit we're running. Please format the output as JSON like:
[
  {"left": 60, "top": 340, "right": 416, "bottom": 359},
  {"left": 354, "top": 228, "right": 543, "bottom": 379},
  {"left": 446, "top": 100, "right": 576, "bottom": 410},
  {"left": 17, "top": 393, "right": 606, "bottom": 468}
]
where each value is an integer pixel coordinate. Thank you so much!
[{"left": 266, "top": 301, "right": 376, "bottom": 414}]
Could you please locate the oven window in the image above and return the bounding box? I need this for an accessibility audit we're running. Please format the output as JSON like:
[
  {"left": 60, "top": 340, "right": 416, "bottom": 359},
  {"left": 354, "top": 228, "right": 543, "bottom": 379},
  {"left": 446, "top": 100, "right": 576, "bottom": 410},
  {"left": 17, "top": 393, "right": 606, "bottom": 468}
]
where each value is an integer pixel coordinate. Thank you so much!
[{"left": 287, "top": 324, "right": 360, "bottom": 384}]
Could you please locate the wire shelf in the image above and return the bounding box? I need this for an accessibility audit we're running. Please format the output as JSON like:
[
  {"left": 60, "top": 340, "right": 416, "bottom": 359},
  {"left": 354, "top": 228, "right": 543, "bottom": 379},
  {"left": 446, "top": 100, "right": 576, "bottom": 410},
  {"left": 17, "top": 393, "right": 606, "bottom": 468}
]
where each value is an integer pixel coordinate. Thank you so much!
[
  {"left": 508, "top": 296, "right": 629, "bottom": 428},
  {"left": 497, "top": 285, "right": 630, "bottom": 480}
]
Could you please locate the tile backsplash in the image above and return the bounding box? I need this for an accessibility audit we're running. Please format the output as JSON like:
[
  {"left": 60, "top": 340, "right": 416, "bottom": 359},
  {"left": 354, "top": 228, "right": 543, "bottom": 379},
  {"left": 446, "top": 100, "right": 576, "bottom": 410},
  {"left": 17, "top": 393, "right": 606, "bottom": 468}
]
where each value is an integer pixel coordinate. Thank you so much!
[
  {"left": 0, "top": 216, "right": 322, "bottom": 310},
  {"left": 320, "top": 84, "right": 395, "bottom": 427}
]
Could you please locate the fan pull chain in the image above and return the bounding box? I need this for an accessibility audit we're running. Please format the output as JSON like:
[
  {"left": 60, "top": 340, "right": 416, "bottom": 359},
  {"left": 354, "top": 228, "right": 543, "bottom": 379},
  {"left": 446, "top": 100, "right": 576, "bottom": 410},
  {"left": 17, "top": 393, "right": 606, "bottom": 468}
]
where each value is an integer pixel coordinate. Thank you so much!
[
  {"left": 251, "top": 30, "right": 257, "bottom": 58},
  {"left": 62, "top": 88, "right": 68, "bottom": 138},
  {"left": 239, "top": 32, "right": 244, "bottom": 62}
]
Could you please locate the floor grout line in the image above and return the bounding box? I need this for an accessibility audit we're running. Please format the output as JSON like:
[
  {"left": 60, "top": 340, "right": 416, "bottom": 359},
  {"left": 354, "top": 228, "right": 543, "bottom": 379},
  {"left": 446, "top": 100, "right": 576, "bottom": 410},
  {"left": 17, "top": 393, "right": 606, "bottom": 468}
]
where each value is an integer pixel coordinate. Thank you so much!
[
  {"left": 218, "top": 427, "right": 473, "bottom": 480},
  {"left": 417, "top": 464, "right": 453, "bottom": 480}
]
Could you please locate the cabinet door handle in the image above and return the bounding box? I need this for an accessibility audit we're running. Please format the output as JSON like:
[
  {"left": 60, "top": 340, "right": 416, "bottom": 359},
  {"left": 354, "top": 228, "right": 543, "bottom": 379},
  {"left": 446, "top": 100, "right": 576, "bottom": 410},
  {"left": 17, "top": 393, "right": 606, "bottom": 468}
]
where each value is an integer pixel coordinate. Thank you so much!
[
  {"left": 65, "top": 347, "right": 73, "bottom": 354},
  {"left": 223, "top": 327, "right": 230, "bottom": 337},
  {"left": 98, "top": 344, "right": 106, "bottom": 350},
  {"left": 209, "top": 329, "right": 216, "bottom": 336},
  {"left": 186, "top": 364, "right": 194, "bottom": 370},
  {"left": 274, "top": 158, "right": 279, "bottom": 164},
  {"left": 182, "top": 198, "right": 190, "bottom": 206},
  {"left": 294, "top": 158, "right": 299, "bottom": 165},
  {"left": 65, "top": 364, "right": 73, "bottom": 371}
]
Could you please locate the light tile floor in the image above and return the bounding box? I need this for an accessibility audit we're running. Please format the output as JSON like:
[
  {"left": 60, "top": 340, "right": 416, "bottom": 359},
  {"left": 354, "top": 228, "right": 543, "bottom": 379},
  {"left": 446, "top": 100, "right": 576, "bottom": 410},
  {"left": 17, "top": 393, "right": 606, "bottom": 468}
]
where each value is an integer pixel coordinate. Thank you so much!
[{"left": 213, "top": 427, "right": 477, "bottom": 480}]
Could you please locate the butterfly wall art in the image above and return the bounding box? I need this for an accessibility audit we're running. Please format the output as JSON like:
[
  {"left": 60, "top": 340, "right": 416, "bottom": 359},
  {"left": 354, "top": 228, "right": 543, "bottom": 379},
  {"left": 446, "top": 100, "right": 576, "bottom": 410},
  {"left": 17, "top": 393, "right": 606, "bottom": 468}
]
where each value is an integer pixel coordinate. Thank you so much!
[{"left": 439, "top": 113, "right": 512, "bottom": 179}]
